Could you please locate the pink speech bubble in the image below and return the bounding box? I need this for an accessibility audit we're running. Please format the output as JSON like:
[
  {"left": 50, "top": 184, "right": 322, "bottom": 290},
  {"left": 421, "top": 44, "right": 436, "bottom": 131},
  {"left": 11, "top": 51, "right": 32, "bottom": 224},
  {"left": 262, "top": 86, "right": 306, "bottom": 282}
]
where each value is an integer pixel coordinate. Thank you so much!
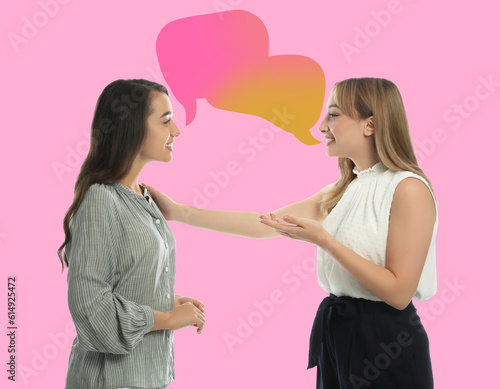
[{"left": 156, "top": 10, "right": 325, "bottom": 145}]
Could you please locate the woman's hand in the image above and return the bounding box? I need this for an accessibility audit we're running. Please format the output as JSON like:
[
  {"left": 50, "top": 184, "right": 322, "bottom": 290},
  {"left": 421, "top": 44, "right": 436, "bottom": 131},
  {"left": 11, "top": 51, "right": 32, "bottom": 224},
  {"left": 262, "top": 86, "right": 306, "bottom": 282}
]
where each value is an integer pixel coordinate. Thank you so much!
[
  {"left": 164, "top": 301, "right": 205, "bottom": 334},
  {"left": 141, "top": 183, "right": 178, "bottom": 221},
  {"left": 259, "top": 212, "right": 331, "bottom": 247},
  {"left": 174, "top": 295, "right": 205, "bottom": 312}
]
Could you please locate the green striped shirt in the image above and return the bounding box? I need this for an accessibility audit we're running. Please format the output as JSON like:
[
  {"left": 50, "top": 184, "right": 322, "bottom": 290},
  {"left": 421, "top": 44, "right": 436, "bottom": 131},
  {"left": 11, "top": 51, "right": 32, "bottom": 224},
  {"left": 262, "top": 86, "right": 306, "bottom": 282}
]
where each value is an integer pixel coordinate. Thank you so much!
[{"left": 65, "top": 183, "right": 176, "bottom": 389}]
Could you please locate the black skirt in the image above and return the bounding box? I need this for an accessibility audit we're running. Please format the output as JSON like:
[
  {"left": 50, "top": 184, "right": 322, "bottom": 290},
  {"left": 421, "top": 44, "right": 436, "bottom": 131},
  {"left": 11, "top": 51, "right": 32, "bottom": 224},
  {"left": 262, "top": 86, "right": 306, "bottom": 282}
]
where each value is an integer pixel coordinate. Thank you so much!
[{"left": 308, "top": 294, "right": 433, "bottom": 389}]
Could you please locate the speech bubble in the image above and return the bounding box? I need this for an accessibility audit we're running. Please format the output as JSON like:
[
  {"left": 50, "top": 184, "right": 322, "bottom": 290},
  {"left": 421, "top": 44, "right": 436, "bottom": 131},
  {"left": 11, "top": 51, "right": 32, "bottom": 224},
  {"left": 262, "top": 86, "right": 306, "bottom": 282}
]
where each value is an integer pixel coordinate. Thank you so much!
[{"left": 156, "top": 10, "right": 325, "bottom": 145}]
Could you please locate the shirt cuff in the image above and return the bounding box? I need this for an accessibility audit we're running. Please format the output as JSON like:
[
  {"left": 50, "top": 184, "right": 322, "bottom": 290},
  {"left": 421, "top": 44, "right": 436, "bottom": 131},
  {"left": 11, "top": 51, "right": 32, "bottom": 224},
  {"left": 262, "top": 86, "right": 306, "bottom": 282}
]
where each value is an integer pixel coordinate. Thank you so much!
[{"left": 141, "top": 305, "right": 156, "bottom": 334}]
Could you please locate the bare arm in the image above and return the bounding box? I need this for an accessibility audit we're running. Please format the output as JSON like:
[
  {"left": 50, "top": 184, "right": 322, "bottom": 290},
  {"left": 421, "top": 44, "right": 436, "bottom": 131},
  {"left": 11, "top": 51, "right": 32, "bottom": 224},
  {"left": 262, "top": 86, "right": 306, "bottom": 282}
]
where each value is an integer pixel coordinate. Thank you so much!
[
  {"left": 260, "top": 178, "right": 436, "bottom": 310},
  {"left": 151, "top": 295, "right": 205, "bottom": 333},
  {"left": 320, "top": 178, "right": 436, "bottom": 309},
  {"left": 143, "top": 183, "right": 335, "bottom": 239},
  {"left": 151, "top": 306, "right": 205, "bottom": 333}
]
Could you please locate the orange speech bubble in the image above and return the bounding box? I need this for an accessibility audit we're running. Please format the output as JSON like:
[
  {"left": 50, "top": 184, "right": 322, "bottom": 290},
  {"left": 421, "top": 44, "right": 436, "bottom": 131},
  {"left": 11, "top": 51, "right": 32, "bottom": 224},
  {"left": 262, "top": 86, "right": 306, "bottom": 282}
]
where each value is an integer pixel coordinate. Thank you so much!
[{"left": 157, "top": 10, "right": 325, "bottom": 145}]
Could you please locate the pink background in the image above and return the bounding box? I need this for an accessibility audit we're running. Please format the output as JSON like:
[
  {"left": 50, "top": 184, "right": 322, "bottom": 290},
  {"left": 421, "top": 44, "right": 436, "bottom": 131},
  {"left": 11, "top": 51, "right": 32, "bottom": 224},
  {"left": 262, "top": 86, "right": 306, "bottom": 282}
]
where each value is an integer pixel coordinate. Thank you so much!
[{"left": 1, "top": 0, "right": 498, "bottom": 387}]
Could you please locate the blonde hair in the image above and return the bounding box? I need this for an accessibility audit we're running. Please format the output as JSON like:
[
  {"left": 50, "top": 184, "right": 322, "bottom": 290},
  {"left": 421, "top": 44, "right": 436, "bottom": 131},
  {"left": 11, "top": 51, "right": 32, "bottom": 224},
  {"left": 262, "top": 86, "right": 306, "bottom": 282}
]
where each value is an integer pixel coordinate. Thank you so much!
[{"left": 320, "top": 77, "right": 436, "bottom": 215}]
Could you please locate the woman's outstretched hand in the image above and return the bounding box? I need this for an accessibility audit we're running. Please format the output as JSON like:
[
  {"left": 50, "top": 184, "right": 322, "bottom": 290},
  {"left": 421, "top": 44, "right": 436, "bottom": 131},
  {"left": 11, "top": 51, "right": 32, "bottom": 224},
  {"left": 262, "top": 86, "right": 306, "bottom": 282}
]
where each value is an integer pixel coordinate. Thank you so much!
[
  {"left": 141, "top": 183, "right": 178, "bottom": 220},
  {"left": 260, "top": 212, "right": 330, "bottom": 247}
]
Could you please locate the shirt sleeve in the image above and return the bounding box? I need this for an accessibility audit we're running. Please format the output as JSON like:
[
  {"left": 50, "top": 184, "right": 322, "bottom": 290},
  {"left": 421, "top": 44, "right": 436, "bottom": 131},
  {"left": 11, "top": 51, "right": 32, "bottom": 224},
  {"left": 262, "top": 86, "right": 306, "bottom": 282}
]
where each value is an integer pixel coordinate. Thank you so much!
[{"left": 66, "top": 185, "right": 156, "bottom": 354}]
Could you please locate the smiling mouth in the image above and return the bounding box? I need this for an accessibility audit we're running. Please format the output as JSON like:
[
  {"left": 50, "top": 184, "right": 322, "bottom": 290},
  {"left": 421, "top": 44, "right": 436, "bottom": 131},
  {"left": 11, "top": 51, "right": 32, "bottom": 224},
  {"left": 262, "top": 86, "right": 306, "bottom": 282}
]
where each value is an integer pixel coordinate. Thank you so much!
[
  {"left": 165, "top": 142, "right": 173, "bottom": 150},
  {"left": 326, "top": 137, "right": 335, "bottom": 145}
]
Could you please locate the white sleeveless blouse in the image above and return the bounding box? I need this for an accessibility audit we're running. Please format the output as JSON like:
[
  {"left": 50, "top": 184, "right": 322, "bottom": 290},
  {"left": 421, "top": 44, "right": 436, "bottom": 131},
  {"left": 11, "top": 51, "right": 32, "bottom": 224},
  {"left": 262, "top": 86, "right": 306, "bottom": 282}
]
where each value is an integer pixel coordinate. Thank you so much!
[{"left": 317, "top": 162, "right": 438, "bottom": 301}]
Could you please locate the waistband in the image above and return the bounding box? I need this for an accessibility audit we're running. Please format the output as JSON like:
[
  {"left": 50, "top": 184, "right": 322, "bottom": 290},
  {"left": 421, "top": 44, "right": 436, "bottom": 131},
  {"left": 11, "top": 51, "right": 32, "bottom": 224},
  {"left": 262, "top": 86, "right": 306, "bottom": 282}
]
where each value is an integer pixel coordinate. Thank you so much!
[{"left": 325, "top": 293, "right": 414, "bottom": 315}]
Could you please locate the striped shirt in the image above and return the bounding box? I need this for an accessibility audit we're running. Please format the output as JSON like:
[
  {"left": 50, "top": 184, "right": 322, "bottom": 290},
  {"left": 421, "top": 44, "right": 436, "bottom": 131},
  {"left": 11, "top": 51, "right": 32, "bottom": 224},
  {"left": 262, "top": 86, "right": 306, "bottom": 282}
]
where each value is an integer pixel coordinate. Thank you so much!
[{"left": 65, "top": 183, "right": 176, "bottom": 389}]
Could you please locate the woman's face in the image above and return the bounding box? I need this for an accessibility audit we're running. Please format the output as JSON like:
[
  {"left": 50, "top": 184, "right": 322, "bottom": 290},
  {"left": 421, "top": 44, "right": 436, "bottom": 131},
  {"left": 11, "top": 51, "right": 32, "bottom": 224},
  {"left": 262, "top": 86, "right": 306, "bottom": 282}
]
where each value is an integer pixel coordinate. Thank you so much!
[
  {"left": 319, "top": 89, "right": 373, "bottom": 159},
  {"left": 140, "top": 91, "right": 180, "bottom": 163}
]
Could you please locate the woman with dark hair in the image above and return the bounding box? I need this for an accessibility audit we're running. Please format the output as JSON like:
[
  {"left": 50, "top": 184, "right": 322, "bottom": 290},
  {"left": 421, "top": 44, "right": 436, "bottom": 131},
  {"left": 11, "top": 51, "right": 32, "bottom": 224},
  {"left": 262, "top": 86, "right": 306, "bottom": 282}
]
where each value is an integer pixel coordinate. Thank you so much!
[
  {"left": 144, "top": 77, "right": 437, "bottom": 388},
  {"left": 58, "top": 79, "right": 205, "bottom": 389}
]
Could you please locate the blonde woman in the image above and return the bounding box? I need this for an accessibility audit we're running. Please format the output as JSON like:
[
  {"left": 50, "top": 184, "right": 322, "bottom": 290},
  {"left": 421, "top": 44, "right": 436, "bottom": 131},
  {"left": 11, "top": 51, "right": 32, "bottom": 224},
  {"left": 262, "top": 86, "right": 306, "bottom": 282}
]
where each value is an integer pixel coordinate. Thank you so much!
[{"left": 145, "top": 77, "right": 437, "bottom": 388}]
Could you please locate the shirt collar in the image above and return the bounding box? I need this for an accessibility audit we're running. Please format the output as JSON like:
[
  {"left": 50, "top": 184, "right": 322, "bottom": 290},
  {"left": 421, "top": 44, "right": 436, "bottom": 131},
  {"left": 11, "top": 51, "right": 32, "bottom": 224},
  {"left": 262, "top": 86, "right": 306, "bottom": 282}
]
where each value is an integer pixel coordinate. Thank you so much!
[
  {"left": 352, "top": 161, "right": 387, "bottom": 179},
  {"left": 111, "top": 182, "right": 150, "bottom": 199}
]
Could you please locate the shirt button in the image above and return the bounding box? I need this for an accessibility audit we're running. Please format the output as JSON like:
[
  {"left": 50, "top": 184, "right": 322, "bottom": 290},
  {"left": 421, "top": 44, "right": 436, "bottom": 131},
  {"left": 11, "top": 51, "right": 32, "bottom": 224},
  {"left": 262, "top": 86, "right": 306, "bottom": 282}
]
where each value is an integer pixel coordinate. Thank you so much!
[
  {"left": 165, "top": 266, "right": 169, "bottom": 272},
  {"left": 148, "top": 197, "right": 152, "bottom": 205},
  {"left": 164, "top": 241, "right": 168, "bottom": 248},
  {"left": 167, "top": 293, "right": 171, "bottom": 299},
  {"left": 155, "top": 219, "right": 161, "bottom": 224}
]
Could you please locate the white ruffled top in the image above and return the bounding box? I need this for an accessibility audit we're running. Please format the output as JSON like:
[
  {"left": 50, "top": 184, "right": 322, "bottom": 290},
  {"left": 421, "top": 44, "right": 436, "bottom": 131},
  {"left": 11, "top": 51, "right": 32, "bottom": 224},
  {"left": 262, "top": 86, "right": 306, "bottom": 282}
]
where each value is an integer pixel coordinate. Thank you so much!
[{"left": 317, "top": 162, "right": 438, "bottom": 301}]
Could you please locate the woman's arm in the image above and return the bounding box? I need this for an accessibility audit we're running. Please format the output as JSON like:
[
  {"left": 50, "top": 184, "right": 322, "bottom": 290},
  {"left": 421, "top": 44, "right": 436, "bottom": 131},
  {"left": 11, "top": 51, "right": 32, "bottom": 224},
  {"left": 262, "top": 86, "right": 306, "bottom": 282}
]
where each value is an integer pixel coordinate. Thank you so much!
[
  {"left": 150, "top": 294, "right": 205, "bottom": 334},
  {"left": 151, "top": 303, "right": 205, "bottom": 334},
  {"left": 151, "top": 294, "right": 205, "bottom": 334},
  {"left": 67, "top": 186, "right": 157, "bottom": 354},
  {"left": 143, "top": 183, "right": 334, "bottom": 239},
  {"left": 261, "top": 177, "right": 436, "bottom": 310}
]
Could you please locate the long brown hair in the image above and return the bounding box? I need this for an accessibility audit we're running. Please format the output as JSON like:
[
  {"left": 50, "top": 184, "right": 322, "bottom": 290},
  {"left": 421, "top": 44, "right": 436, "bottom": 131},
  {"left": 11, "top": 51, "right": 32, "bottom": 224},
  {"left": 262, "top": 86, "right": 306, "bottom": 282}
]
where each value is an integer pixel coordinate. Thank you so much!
[
  {"left": 57, "top": 79, "right": 169, "bottom": 270},
  {"left": 320, "top": 77, "right": 436, "bottom": 215}
]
